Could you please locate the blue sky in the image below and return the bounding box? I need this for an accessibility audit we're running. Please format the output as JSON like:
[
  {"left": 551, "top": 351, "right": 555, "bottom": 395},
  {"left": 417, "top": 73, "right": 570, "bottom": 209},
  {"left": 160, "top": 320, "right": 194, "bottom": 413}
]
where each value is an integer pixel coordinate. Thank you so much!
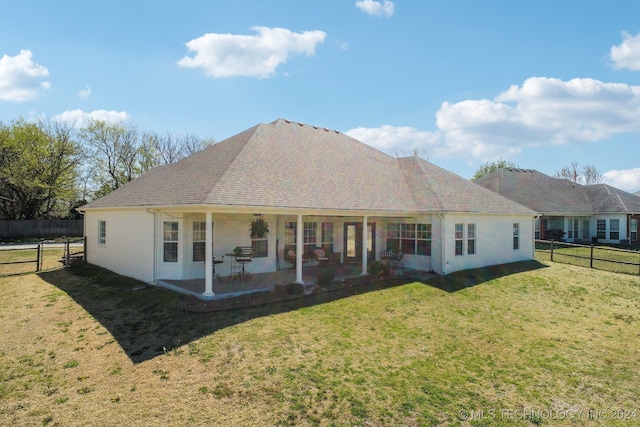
[{"left": 2, "top": 0, "right": 640, "bottom": 192}]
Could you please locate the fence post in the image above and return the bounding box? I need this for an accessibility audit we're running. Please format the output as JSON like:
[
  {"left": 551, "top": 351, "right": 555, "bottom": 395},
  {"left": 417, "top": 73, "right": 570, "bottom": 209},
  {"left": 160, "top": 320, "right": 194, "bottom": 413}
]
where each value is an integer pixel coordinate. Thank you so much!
[
  {"left": 550, "top": 239, "right": 554, "bottom": 262},
  {"left": 65, "top": 238, "right": 70, "bottom": 267},
  {"left": 590, "top": 244, "right": 594, "bottom": 269},
  {"left": 36, "top": 243, "right": 41, "bottom": 272}
]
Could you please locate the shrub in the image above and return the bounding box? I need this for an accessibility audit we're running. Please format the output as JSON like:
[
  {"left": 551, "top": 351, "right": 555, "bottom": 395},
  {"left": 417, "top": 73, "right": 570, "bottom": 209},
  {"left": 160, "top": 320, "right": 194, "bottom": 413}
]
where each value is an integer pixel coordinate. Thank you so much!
[
  {"left": 317, "top": 267, "right": 336, "bottom": 287},
  {"left": 284, "top": 282, "right": 304, "bottom": 295},
  {"left": 368, "top": 260, "right": 390, "bottom": 277}
]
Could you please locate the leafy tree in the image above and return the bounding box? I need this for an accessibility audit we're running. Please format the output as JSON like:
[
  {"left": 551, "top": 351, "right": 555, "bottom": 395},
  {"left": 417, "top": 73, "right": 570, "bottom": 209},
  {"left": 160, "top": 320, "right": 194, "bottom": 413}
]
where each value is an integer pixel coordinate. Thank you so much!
[
  {"left": 80, "top": 120, "right": 214, "bottom": 199},
  {"left": 471, "top": 158, "right": 518, "bottom": 180},
  {"left": 0, "top": 118, "right": 81, "bottom": 219}
]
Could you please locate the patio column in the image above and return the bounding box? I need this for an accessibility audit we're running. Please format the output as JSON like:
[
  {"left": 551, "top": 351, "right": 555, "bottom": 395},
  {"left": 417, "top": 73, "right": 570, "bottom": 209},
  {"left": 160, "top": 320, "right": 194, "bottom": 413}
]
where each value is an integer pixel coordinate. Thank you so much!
[
  {"left": 361, "top": 215, "right": 369, "bottom": 276},
  {"left": 296, "top": 214, "right": 304, "bottom": 284},
  {"left": 203, "top": 212, "right": 214, "bottom": 296}
]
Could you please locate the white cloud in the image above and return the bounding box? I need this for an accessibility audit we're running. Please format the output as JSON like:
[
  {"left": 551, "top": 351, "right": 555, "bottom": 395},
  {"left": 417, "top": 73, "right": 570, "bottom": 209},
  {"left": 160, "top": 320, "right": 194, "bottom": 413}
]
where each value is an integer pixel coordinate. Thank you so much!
[
  {"left": 52, "top": 109, "right": 129, "bottom": 128},
  {"left": 349, "top": 77, "right": 640, "bottom": 162},
  {"left": 0, "top": 50, "right": 51, "bottom": 101},
  {"left": 346, "top": 125, "right": 441, "bottom": 156},
  {"left": 177, "top": 26, "right": 326, "bottom": 79},
  {"left": 355, "top": 0, "right": 395, "bottom": 17},
  {"left": 78, "top": 85, "right": 92, "bottom": 98},
  {"left": 603, "top": 168, "right": 640, "bottom": 193},
  {"left": 610, "top": 31, "right": 640, "bottom": 71}
]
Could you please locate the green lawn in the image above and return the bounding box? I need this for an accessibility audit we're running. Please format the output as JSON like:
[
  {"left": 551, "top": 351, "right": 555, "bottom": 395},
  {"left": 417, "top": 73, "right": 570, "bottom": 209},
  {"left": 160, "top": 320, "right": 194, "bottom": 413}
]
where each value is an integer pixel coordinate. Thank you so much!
[
  {"left": 0, "top": 246, "right": 66, "bottom": 276},
  {"left": 536, "top": 241, "right": 640, "bottom": 275},
  {"left": 1, "top": 261, "right": 640, "bottom": 426}
]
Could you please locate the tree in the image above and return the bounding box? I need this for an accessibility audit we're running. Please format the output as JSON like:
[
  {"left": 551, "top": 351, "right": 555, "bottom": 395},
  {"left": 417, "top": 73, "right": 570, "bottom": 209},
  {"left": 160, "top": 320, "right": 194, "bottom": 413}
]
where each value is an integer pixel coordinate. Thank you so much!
[
  {"left": 554, "top": 161, "right": 603, "bottom": 184},
  {"left": 0, "top": 118, "right": 81, "bottom": 219},
  {"left": 471, "top": 158, "right": 518, "bottom": 181},
  {"left": 80, "top": 120, "right": 215, "bottom": 199}
]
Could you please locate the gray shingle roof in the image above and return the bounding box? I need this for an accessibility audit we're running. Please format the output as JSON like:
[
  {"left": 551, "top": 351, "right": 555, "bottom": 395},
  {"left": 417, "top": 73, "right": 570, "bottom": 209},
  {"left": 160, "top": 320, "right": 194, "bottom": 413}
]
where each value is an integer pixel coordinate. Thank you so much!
[
  {"left": 475, "top": 168, "right": 640, "bottom": 214},
  {"left": 80, "top": 119, "right": 534, "bottom": 215}
]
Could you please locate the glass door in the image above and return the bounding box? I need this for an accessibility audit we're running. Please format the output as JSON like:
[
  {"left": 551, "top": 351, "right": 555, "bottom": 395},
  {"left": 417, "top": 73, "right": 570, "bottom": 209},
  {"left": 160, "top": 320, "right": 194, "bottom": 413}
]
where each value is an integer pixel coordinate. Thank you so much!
[{"left": 344, "top": 222, "right": 375, "bottom": 263}]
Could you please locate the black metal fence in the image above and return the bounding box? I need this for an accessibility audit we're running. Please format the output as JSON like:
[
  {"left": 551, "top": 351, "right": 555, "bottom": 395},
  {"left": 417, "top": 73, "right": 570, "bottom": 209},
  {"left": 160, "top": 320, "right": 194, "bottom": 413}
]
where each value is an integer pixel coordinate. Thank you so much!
[
  {"left": 0, "top": 219, "right": 83, "bottom": 239},
  {"left": 0, "top": 238, "right": 85, "bottom": 276},
  {"left": 535, "top": 239, "right": 640, "bottom": 275}
]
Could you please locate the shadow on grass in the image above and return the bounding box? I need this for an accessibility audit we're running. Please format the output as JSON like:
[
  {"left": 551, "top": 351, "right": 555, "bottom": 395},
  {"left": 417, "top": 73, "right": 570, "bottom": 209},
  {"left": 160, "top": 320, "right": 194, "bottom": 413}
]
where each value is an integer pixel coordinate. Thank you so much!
[
  {"left": 38, "top": 260, "right": 547, "bottom": 364},
  {"left": 38, "top": 263, "right": 413, "bottom": 364},
  {"left": 425, "top": 260, "right": 549, "bottom": 293}
]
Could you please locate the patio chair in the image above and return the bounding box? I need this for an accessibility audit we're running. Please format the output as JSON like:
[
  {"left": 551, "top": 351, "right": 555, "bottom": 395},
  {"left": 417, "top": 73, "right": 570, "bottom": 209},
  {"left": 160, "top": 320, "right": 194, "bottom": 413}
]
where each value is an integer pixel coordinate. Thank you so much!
[
  {"left": 314, "top": 248, "right": 329, "bottom": 267},
  {"left": 231, "top": 246, "right": 252, "bottom": 282},
  {"left": 212, "top": 254, "right": 224, "bottom": 283},
  {"left": 287, "top": 249, "right": 308, "bottom": 267}
]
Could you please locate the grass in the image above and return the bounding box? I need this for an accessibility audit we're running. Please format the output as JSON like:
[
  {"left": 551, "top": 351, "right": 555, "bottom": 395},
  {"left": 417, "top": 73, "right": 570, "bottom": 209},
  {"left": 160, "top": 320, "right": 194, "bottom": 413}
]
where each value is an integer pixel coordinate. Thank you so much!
[
  {"left": 536, "top": 241, "right": 640, "bottom": 275},
  {"left": 1, "top": 261, "right": 640, "bottom": 426},
  {"left": 0, "top": 246, "right": 67, "bottom": 276}
]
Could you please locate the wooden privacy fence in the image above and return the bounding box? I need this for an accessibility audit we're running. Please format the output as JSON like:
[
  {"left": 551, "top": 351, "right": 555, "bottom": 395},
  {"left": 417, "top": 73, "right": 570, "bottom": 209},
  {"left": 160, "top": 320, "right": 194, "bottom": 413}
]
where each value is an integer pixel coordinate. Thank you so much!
[
  {"left": 535, "top": 239, "right": 640, "bottom": 275},
  {"left": 0, "top": 238, "right": 85, "bottom": 276},
  {"left": 0, "top": 219, "right": 83, "bottom": 239}
]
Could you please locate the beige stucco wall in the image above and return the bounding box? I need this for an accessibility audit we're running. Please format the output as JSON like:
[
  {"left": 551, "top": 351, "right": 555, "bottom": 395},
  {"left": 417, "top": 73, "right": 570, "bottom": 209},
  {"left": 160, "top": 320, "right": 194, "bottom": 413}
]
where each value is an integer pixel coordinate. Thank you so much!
[
  {"left": 84, "top": 209, "right": 155, "bottom": 283},
  {"left": 441, "top": 213, "right": 535, "bottom": 275}
]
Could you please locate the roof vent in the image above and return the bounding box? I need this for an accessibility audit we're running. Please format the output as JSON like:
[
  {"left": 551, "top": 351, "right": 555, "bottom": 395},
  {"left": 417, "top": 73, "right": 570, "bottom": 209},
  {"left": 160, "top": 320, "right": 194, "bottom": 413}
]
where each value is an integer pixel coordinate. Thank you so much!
[
  {"left": 324, "top": 128, "right": 329, "bottom": 132},
  {"left": 298, "top": 122, "right": 304, "bottom": 126},
  {"left": 285, "top": 119, "right": 290, "bottom": 124},
  {"left": 313, "top": 126, "right": 318, "bottom": 129}
]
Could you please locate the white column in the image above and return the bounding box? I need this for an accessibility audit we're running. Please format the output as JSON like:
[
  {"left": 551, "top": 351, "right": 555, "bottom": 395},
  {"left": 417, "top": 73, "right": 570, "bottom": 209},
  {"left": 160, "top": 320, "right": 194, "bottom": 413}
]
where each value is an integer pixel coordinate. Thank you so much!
[
  {"left": 361, "top": 215, "right": 369, "bottom": 275},
  {"left": 296, "top": 214, "right": 304, "bottom": 284},
  {"left": 203, "top": 212, "right": 214, "bottom": 296}
]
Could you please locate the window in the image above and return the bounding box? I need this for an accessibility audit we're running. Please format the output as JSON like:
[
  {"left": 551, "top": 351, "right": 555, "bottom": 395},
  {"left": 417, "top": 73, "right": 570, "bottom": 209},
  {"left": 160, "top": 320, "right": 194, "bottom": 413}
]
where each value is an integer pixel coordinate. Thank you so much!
[
  {"left": 304, "top": 222, "right": 317, "bottom": 254},
  {"left": 455, "top": 223, "right": 464, "bottom": 255},
  {"left": 252, "top": 239, "right": 268, "bottom": 258},
  {"left": 567, "top": 219, "right": 578, "bottom": 239},
  {"left": 386, "top": 223, "right": 400, "bottom": 252},
  {"left": 284, "top": 222, "right": 296, "bottom": 245},
  {"left": 513, "top": 223, "right": 520, "bottom": 250},
  {"left": 467, "top": 224, "right": 476, "bottom": 255},
  {"left": 609, "top": 219, "right": 620, "bottom": 240},
  {"left": 416, "top": 224, "right": 431, "bottom": 256},
  {"left": 596, "top": 219, "right": 606, "bottom": 240},
  {"left": 193, "top": 221, "right": 206, "bottom": 262},
  {"left": 534, "top": 218, "right": 540, "bottom": 240},
  {"left": 98, "top": 220, "right": 106, "bottom": 245},
  {"left": 163, "top": 221, "right": 179, "bottom": 262},
  {"left": 401, "top": 223, "right": 416, "bottom": 254},
  {"left": 321, "top": 222, "right": 334, "bottom": 253},
  {"left": 631, "top": 219, "right": 638, "bottom": 241},
  {"left": 582, "top": 220, "right": 590, "bottom": 240}
]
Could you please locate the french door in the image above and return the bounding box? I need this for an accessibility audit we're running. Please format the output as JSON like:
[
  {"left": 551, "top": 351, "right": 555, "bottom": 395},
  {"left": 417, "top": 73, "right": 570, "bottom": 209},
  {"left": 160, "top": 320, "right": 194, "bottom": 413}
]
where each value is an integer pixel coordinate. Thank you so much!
[{"left": 344, "top": 222, "right": 375, "bottom": 263}]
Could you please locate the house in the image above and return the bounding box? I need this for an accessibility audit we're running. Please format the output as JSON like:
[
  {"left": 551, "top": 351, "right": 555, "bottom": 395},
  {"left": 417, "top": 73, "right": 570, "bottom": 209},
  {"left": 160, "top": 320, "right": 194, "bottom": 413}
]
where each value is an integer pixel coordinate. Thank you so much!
[
  {"left": 78, "top": 119, "right": 536, "bottom": 298},
  {"left": 475, "top": 168, "right": 640, "bottom": 244}
]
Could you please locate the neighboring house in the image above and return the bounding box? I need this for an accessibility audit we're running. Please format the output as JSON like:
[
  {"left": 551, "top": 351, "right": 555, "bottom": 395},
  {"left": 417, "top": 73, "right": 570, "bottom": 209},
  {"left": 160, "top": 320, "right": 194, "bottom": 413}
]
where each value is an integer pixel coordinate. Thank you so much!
[
  {"left": 475, "top": 168, "right": 640, "bottom": 245},
  {"left": 78, "top": 119, "right": 536, "bottom": 297}
]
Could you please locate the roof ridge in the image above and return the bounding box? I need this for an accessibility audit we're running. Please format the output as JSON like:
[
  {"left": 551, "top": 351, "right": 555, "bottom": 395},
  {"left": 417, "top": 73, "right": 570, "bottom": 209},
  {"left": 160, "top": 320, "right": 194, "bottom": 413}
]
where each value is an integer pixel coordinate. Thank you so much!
[{"left": 199, "top": 124, "right": 261, "bottom": 204}]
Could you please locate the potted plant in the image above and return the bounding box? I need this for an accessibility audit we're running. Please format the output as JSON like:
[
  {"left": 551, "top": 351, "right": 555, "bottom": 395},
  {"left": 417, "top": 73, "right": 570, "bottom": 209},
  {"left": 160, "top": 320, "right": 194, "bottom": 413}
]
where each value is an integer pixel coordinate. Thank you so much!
[{"left": 249, "top": 215, "right": 270, "bottom": 239}]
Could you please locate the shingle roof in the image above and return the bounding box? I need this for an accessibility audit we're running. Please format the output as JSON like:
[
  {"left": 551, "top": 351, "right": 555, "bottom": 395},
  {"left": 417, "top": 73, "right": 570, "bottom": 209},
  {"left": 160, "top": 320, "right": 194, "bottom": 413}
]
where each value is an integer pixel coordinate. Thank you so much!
[
  {"left": 80, "top": 119, "right": 534, "bottom": 215},
  {"left": 475, "top": 168, "right": 640, "bottom": 214}
]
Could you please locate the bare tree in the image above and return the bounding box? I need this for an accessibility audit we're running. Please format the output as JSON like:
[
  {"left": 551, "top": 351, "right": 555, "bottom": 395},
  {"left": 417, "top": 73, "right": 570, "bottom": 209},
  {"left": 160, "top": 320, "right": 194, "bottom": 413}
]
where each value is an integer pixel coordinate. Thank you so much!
[
  {"left": 554, "top": 161, "right": 603, "bottom": 184},
  {"left": 582, "top": 164, "right": 603, "bottom": 184}
]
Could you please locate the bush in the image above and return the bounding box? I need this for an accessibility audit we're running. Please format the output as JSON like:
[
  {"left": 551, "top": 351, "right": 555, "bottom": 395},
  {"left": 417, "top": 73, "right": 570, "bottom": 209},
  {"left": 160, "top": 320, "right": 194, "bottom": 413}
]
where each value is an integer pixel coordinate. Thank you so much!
[
  {"left": 284, "top": 282, "right": 304, "bottom": 295},
  {"left": 368, "top": 260, "right": 390, "bottom": 277},
  {"left": 317, "top": 267, "right": 336, "bottom": 287}
]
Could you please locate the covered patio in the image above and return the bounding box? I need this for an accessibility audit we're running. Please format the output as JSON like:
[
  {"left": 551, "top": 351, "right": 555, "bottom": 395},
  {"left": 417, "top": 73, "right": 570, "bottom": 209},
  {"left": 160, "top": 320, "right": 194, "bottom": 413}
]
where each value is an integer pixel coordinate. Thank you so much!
[{"left": 158, "top": 264, "right": 365, "bottom": 300}]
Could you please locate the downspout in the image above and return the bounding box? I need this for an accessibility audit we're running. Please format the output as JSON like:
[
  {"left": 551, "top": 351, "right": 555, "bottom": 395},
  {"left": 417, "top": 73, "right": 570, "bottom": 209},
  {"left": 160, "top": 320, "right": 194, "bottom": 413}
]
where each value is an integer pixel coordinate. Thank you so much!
[{"left": 440, "top": 213, "right": 446, "bottom": 275}]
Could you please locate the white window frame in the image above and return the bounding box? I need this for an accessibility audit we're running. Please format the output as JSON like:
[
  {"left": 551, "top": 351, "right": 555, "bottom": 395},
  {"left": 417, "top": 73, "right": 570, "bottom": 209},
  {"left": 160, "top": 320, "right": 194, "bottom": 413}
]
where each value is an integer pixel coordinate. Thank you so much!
[
  {"left": 193, "top": 221, "right": 206, "bottom": 262},
  {"left": 631, "top": 219, "right": 638, "bottom": 241},
  {"left": 609, "top": 219, "right": 620, "bottom": 240},
  {"left": 513, "top": 223, "right": 520, "bottom": 250},
  {"left": 467, "top": 224, "right": 476, "bottom": 255},
  {"left": 163, "top": 220, "right": 179, "bottom": 263},
  {"left": 455, "top": 223, "right": 464, "bottom": 256},
  {"left": 98, "top": 220, "right": 106, "bottom": 246}
]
